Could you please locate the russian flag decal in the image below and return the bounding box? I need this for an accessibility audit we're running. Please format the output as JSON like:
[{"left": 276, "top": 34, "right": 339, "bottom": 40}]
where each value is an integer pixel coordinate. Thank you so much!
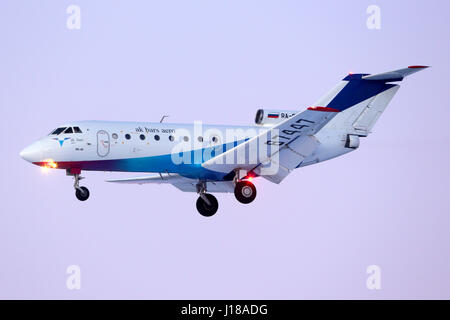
[{"left": 267, "top": 113, "right": 279, "bottom": 118}]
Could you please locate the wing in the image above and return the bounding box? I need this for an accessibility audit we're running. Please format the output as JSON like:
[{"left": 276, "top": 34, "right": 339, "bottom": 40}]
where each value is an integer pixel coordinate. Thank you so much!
[
  {"left": 106, "top": 173, "right": 234, "bottom": 193},
  {"left": 201, "top": 108, "right": 338, "bottom": 183}
]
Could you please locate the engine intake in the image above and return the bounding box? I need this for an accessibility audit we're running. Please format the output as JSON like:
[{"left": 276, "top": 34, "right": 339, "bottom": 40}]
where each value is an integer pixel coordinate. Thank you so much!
[{"left": 254, "top": 109, "right": 297, "bottom": 126}]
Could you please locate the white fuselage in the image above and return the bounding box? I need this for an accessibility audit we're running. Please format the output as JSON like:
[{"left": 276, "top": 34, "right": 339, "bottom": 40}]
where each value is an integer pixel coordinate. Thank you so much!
[{"left": 20, "top": 119, "right": 354, "bottom": 180}]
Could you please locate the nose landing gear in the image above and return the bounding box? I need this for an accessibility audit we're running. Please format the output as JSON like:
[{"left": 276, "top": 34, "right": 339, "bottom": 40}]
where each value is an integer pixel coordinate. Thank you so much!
[
  {"left": 69, "top": 171, "right": 90, "bottom": 201},
  {"left": 76, "top": 186, "right": 90, "bottom": 201}
]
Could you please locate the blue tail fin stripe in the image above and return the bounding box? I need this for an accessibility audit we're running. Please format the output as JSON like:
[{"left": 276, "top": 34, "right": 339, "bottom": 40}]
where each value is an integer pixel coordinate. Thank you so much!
[{"left": 326, "top": 75, "right": 396, "bottom": 111}]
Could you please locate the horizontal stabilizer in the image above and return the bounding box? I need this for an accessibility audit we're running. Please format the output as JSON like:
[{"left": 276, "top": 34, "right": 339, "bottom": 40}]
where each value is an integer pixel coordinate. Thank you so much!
[{"left": 362, "top": 65, "right": 429, "bottom": 82}]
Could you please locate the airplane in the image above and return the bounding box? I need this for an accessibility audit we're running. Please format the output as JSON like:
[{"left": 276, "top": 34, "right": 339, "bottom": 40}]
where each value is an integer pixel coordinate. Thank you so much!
[{"left": 20, "top": 66, "right": 428, "bottom": 217}]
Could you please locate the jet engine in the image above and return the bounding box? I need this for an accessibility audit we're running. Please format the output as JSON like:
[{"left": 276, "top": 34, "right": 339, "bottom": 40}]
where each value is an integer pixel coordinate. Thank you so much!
[{"left": 254, "top": 109, "right": 297, "bottom": 126}]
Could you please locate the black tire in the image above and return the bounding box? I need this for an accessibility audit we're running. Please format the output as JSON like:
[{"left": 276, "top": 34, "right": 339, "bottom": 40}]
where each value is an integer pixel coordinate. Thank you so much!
[
  {"left": 196, "top": 193, "right": 218, "bottom": 217},
  {"left": 234, "top": 181, "right": 257, "bottom": 204},
  {"left": 75, "top": 186, "right": 90, "bottom": 201}
]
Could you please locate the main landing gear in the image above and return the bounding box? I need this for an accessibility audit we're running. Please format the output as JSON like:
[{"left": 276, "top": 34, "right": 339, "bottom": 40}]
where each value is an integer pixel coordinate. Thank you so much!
[
  {"left": 195, "top": 176, "right": 257, "bottom": 217},
  {"left": 70, "top": 171, "right": 90, "bottom": 201},
  {"left": 196, "top": 182, "right": 218, "bottom": 217},
  {"left": 196, "top": 193, "right": 219, "bottom": 217},
  {"left": 234, "top": 180, "right": 257, "bottom": 204}
]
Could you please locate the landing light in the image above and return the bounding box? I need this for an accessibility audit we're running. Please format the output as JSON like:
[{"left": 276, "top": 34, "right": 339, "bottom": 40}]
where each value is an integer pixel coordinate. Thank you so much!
[{"left": 43, "top": 159, "right": 58, "bottom": 169}]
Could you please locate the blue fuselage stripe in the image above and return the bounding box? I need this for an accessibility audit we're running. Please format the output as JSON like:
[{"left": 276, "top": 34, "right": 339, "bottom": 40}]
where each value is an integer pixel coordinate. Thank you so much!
[{"left": 53, "top": 139, "right": 249, "bottom": 181}]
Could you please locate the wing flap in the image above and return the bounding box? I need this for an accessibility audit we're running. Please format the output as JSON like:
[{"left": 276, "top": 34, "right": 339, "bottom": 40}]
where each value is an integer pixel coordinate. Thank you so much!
[
  {"left": 279, "top": 135, "right": 320, "bottom": 170},
  {"left": 254, "top": 135, "right": 319, "bottom": 183}
]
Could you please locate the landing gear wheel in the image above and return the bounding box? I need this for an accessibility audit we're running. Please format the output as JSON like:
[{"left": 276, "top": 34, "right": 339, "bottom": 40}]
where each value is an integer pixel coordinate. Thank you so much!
[
  {"left": 75, "top": 186, "right": 90, "bottom": 201},
  {"left": 234, "top": 181, "right": 257, "bottom": 204},
  {"left": 196, "top": 193, "right": 218, "bottom": 217}
]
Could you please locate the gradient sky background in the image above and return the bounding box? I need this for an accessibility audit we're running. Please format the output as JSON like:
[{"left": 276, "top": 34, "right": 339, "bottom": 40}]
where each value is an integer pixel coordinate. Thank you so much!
[{"left": 0, "top": 0, "right": 449, "bottom": 299}]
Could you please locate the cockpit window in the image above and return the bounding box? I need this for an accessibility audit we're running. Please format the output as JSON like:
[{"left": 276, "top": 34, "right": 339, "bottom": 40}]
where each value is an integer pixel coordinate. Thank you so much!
[
  {"left": 50, "top": 127, "right": 67, "bottom": 135},
  {"left": 48, "top": 126, "right": 82, "bottom": 135}
]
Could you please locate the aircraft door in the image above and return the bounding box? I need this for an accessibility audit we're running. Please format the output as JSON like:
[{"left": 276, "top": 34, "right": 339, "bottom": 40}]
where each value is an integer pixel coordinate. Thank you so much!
[{"left": 97, "top": 130, "right": 110, "bottom": 157}]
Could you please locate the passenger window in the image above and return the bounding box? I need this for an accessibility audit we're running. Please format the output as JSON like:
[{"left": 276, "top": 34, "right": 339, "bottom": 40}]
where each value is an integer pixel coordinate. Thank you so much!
[
  {"left": 154, "top": 135, "right": 160, "bottom": 141},
  {"left": 140, "top": 134, "right": 146, "bottom": 140},
  {"left": 64, "top": 127, "right": 73, "bottom": 134},
  {"left": 198, "top": 136, "right": 203, "bottom": 142},
  {"left": 112, "top": 133, "right": 118, "bottom": 139},
  {"left": 183, "top": 136, "right": 189, "bottom": 142},
  {"left": 169, "top": 135, "right": 174, "bottom": 141},
  {"left": 73, "top": 127, "right": 82, "bottom": 133},
  {"left": 125, "top": 134, "right": 131, "bottom": 140}
]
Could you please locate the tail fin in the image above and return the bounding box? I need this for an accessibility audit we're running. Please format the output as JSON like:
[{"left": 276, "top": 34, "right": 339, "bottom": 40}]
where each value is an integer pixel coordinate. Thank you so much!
[
  {"left": 313, "top": 66, "right": 428, "bottom": 112},
  {"left": 314, "top": 66, "right": 428, "bottom": 136}
]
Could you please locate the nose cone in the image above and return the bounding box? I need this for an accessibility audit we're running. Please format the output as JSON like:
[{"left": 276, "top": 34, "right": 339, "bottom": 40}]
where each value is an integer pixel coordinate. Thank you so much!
[{"left": 20, "top": 141, "right": 44, "bottom": 163}]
